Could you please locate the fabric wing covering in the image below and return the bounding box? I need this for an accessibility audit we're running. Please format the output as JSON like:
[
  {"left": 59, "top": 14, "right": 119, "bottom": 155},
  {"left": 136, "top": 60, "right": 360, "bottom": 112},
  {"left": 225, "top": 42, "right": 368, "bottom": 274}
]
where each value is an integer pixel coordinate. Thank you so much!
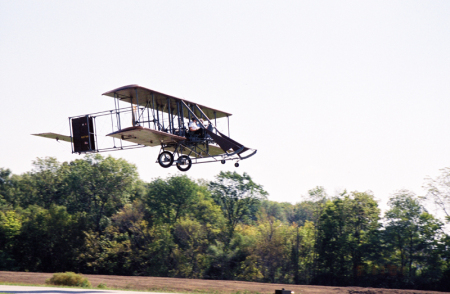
[{"left": 206, "top": 129, "right": 249, "bottom": 154}]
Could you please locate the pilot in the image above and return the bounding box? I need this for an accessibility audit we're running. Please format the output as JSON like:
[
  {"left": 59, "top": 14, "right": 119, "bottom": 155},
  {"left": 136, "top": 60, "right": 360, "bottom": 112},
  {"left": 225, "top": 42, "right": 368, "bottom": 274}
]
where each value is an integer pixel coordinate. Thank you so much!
[{"left": 189, "top": 117, "right": 203, "bottom": 137}]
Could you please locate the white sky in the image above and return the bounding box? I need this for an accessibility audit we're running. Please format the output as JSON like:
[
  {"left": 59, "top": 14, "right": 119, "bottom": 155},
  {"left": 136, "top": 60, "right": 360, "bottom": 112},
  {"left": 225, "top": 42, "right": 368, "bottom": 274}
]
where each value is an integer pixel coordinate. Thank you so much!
[{"left": 1, "top": 1, "right": 450, "bottom": 213}]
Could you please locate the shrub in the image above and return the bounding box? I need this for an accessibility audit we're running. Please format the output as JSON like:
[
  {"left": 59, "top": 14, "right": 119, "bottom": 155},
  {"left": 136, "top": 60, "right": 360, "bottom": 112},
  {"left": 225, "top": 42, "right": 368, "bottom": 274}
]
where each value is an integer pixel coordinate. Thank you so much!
[
  {"left": 45, "top": 272, "right": 91, "bottom": 287},
  {"left": 97, "top": 283, "right": 107, "bottom": 289}
]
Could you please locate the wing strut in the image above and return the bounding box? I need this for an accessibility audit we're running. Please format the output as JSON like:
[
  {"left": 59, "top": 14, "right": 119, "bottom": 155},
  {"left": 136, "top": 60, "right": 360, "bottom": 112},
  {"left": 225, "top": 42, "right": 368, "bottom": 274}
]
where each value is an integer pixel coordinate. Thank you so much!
[{"left": 179, "top": 100, "right": 253, "bottom": 157}]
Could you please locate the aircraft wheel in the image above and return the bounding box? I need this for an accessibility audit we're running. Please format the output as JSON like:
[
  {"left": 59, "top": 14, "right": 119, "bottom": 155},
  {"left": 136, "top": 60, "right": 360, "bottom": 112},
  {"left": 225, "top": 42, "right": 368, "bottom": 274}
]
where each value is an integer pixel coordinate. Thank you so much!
[
  {"left": 235, "top": 162, "right": 239, "bottom": 167},
  {"left": 221, "top": 160, "right": 226, "bottom": 164},
  {"left": 176, "top": 155, "right": 192, "bottom": 172},
  {"left": 158, "top": 151, "right": 174, "bottom": 168}
]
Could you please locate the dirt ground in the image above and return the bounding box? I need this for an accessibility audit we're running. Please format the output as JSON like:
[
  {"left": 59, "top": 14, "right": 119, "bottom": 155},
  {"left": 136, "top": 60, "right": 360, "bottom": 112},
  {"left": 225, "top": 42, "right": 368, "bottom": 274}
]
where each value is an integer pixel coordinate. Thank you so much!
[{"left": 0, "top": 271, "right": 446, "bottom": 294}]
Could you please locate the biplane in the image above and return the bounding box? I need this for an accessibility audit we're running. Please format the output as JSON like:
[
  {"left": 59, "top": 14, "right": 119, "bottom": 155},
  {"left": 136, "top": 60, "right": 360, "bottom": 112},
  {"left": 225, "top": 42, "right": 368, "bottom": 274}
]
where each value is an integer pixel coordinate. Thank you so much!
[{"left": 33, "top": 85, "right": 256, "bottom": 171}]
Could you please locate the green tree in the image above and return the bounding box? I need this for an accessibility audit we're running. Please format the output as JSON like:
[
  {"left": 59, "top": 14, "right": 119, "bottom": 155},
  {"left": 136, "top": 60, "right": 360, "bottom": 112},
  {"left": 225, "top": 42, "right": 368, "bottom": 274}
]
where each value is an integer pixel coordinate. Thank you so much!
[
  {"left": 79, "top": 227, "right": 133, "bottom": 275},
  {"left": 29, "top": 157, "right": 69, "bottom": 207},
  {"left": 171, "top": 217, "right": 209, "bottom": 278},
  {"left": 347, "top": 192, "right": 381, "bottom": 283},
  {"left": 295, "top": 221, "right": 316, "bottom": 284},
  {"left": 0, "top": 168, "right": 13, "bottom": 207},
  {"left": 316, "top": 191, "right": 380, "bottom": 285},
  {"left": 4, "top": 158, "right": 69, "bottom": 209},
  {"left": 145, "top": 175, "right": 199, "bottom": 227},
  {"left": 252, "top": 214, "right": 294, "bottom": 283},
  {"left": 170, "top": 183, "right": 226, "bottom": 279},
  {"left": 83, "top": 200, "right": 174, "bottom": 276},
  {"left": 425, "top": 167, "right": 450, "bottom": 223},
  {"left": 260, "top": 200, "right": 296, "bottom": 223},
  {"left": 185, "top": 182, "right": 226, "bottom": 244},
  {"left": 65, "top": 154, "right": 138, "bottom": 231},
  {"left": 209, "top": 171, "right": 268, "bottom": 243},
  {"left": 0, "top": 210, "right": 22, "bottom": 269},
  {"left": 288, "top": 201, "right": 316, "bottom": 226},
  {"left": 14, "top": 205, "right": 87, "bottom": 272},
  {"left": 384, "top": 190, "right": 444, "bottom": 286},
  {"left": 0, "top": 211, "right": 22, "bottom": 244}
]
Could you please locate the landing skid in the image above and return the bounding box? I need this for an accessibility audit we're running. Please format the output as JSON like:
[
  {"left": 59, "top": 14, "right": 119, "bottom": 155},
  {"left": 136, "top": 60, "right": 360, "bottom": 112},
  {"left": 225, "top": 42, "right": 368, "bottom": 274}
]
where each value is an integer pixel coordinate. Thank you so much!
[{"left": 156, "top": 141, "right": 255, "bottom": 172}]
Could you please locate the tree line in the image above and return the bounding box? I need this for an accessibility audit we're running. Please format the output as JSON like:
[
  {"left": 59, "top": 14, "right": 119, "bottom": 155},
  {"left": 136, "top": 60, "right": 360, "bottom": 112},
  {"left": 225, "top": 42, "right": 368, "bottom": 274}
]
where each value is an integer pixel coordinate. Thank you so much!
[{"left": 0, "top": 155, "right": 449, "bottom": 291}]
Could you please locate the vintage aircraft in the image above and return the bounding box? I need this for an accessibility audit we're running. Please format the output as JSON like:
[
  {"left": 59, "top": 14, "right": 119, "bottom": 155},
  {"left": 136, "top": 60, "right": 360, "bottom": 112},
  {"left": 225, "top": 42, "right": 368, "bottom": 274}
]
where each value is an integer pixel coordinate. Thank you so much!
[{"left": 33, "top": 85, "right": 256, "bottom": 171}]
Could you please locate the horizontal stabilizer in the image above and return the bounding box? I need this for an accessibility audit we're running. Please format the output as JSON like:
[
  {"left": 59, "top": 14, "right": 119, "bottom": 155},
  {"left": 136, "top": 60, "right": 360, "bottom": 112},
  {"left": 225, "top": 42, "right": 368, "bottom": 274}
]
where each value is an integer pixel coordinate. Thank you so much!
[{"left": 32, "top": 133, "right": 72, "bottom": 143}]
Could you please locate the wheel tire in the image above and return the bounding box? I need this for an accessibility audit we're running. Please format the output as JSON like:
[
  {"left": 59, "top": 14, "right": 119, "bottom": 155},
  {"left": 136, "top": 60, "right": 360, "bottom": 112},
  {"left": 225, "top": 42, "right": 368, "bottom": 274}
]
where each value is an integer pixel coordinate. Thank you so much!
[
  {"left": 221, "top": 160, "right": 226, "bottom": 164},
  {"left": 234, "top": 162, "right": 239, "bottom": 167},
  {"left": 176, "top": 155, "right": 192, "bottom": 171},
  {"left": 158, "top": 151, "right": 174, "bottom": 168}
]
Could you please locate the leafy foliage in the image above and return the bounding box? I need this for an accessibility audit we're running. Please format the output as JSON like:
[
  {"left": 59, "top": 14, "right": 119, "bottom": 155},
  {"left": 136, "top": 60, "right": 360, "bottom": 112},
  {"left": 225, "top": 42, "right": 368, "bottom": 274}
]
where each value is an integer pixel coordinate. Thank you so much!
[
  {"left": 425, "top": 167, "right": 450, "bottom": 222},
  {"left": 46, "top": 272, "right": 91, "bottom": 287},
  {"left": 0, "top": 156, "right": 449, "bottom": 291},
  {"left": 383, "top": 190, "right": 444, "bottom": 288},
  {"left": 209, "top": 171, "right": 268, "bottom": 242}
]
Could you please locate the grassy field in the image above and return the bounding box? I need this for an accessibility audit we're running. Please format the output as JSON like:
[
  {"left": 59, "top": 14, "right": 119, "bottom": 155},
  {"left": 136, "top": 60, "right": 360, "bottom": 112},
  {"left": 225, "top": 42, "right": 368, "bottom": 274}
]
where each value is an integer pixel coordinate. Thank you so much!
[{"left": 0, "top": 271, "right": 445, "bottom": 294}]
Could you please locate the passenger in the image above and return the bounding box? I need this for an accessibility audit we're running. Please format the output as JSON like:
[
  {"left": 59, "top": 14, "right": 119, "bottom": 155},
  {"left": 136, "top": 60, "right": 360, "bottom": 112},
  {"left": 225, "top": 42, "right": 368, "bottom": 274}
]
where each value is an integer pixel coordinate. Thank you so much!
[
  {"left": 189, "top": 117, "right": 203, "bottom": 136},
  {"left": 207, "top": 122, "right": 213, "bottom": 132}
]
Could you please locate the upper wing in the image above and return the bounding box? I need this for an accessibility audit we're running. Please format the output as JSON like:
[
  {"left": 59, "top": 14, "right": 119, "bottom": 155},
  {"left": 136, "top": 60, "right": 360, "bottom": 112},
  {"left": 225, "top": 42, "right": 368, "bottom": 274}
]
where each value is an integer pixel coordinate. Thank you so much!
[
  {"left": 32, "top": 133, "right": 72, "bottom": 143},
  {"left": 106, "top": 126, "right": 185, "bottom": 147},
  {"left": 102, "top": 85, "right": 232, "bottom": 120}
]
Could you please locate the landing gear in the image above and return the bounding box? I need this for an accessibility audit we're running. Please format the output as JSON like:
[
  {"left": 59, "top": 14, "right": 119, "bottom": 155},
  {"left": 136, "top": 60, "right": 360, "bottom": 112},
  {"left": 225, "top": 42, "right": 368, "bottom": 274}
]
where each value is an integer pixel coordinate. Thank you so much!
[
  {"left": 221, "top": 160, "right": 226, "bottom": 164},
  {"left": 158, "top": 151, "right": 174, "bottom": 168},
  {"left": 176, "top": 155, "right": 192, "bottom": 171},
  {"left": 234, "top": 162, "right": 239, "bottom": 167}
]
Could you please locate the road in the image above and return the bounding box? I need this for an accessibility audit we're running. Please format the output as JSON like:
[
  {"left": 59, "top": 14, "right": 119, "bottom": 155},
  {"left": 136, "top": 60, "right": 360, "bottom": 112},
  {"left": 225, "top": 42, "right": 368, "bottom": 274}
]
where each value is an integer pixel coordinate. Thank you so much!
[{"left": 0, "top": 285, "right": 179, "bottom": 294}]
